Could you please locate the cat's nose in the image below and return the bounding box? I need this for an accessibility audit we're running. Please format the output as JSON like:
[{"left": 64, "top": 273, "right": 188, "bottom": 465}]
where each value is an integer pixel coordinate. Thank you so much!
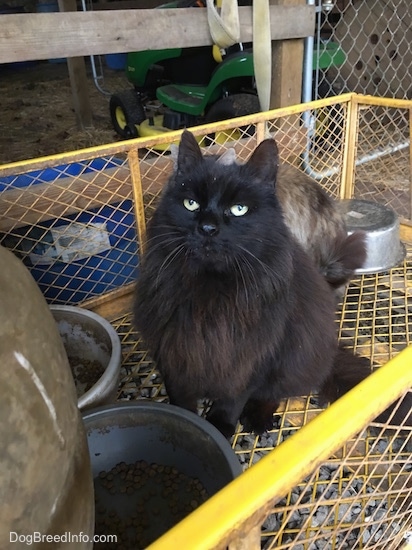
[{"left": 199, "top": 223, "right": 218, "bottom": 236}]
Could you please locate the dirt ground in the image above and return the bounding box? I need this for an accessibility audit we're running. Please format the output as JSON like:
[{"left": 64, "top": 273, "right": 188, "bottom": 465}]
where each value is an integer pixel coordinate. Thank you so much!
[{"left": 0, "top": 58, "right": 127, "bottom": 165}]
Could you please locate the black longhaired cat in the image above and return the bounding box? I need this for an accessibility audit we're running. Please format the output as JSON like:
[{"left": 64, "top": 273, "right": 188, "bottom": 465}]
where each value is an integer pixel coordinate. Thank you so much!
[{"left": 134, "top": 130, "right": 372, "bottom": 438}]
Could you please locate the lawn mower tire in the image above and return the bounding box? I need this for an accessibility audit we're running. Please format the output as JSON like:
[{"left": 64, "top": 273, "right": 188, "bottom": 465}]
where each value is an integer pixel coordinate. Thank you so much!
[{"left": 110, "top": 90, "right": 146, "bottom": 139}]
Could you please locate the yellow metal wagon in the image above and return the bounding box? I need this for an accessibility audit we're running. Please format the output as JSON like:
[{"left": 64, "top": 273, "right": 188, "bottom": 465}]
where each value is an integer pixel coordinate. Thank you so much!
[{"left": 0, "top": 93, "right": 411, "bottom": 549}]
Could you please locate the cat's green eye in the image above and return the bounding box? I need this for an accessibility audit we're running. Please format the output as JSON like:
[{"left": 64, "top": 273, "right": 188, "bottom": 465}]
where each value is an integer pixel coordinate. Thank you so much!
[
  {"left": 230, "top": 204, "right": 249, "bottom": 217},
  {"left": 183, "top": 198, "right": 200, "bottom": 212}
]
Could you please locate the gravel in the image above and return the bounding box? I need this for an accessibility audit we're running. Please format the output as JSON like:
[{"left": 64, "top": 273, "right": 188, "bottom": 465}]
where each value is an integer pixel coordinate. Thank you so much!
[{"left": 236, "top": 427, "right": 410, "bottom": 549}]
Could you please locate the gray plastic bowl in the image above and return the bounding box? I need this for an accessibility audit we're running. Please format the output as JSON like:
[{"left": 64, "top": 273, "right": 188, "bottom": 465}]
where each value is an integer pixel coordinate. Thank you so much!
[
  {"left": 83, "top": 402, "right": 242, "bottom": 547},
  {"left": 50, "top": 305, "right": 122, "bottom": 411}
]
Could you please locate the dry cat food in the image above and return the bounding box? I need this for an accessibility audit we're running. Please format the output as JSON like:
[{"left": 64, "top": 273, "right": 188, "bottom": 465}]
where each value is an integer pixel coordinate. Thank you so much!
[
  {"left": 68, "top": 356, "right": 104, "bottom": 397},
  {"left": 94, "top": 460, "right": 209, "bottom": 549}
]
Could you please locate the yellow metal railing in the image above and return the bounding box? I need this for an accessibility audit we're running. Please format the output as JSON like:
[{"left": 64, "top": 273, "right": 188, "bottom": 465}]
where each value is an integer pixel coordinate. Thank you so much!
[{"left": 147, "top": 346, "right": 412, "bottom": 550}]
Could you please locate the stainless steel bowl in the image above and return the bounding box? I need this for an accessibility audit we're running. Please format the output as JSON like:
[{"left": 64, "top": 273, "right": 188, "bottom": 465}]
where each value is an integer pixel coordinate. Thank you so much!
[
  {"left": 50, "top": 305, "right": 122, "bottom": 410},
  {"left": 339, "top": 199, "right": 406, "bottom": 274}
]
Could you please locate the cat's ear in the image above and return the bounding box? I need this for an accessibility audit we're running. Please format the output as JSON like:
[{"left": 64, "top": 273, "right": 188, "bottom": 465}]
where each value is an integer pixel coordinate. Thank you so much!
[
  {"left": 217, "top": 147, "right": 237, "bottom": 166},
  {"left": 169, "top": 143, "right": 179, "bottom": 163},
  {"left": 176, "top": 130, "right": 203, "bottom": 173},
  {"left": 246, "top": 139, "right": 279, "bottom": 183}
]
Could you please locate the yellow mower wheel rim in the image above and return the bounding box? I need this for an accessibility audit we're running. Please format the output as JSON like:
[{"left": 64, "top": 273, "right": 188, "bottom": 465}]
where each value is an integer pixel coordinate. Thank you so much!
[{"left": 115, "top": 106, "right": 128, "bottom": 130}]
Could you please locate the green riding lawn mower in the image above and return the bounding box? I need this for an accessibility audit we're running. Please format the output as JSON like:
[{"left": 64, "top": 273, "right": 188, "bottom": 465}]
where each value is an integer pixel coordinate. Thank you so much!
[{"left": 109, "top": 1, "right": 345, "bottom": 147}]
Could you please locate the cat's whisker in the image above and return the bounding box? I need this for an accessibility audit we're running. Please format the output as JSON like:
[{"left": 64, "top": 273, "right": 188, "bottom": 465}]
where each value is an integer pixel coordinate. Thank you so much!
[
  {"left": 142, "top": 228, "right": 185, "bottom": 258},
  {"left": 144, "top": 232, "right": 179, "bottom": 245},
  {"left": 154, "top": 243, "right": 186, "bottom": 288},
  {"left": 237, "top": 252, "right": 263, "bottom": 308},
  {"left": 236, "top": 243, "right": 285, "bottom": 287},
  {"left": 235, "top": 244, "right": 276, "bottom": 281},
  {"left": 144, "top": 236, "right": 184, "bottom": 258},
  {"left": 234, "top": 255, "right": 251, "bottom": 311},
  {"left": 143, "top": 228, "right": 182, "bottom": 246}
]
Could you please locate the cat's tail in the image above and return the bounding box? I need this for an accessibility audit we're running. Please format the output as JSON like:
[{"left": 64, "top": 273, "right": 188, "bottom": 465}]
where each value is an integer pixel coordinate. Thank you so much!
[
  {"left": 319, "top": 346, "right": 371, "bottom": 404},
  {"left": 320, "top": 230, "right": 367, "bottom": 290},
  {"left": 319, "top": 347, "right": 412, "bottom": 427}
]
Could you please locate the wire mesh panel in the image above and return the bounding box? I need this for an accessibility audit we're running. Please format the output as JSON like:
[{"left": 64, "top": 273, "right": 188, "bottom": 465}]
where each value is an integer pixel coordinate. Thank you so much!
[
  {"left": 0, "top": 153, "right": 138, "bottom": 304},
  {"left": 259, "top": 417, "right": 411, "bottom": 549},
  {"left": 315, "top": 0, "right": 412, "bottom": 101},
  {"left": 352, "top": 103, "right": 411, "bottom": 221}
]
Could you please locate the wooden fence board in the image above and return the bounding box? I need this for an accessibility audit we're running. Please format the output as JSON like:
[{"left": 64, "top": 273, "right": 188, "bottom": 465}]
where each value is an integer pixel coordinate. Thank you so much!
[{"left": 0, "top": 5, "right": 315, "bottom": 63}]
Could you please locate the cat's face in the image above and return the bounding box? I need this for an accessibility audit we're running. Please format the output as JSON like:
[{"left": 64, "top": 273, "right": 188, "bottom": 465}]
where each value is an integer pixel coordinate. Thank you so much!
[{"left": 150, "top": 131, "right": 282, "bottom": 274}]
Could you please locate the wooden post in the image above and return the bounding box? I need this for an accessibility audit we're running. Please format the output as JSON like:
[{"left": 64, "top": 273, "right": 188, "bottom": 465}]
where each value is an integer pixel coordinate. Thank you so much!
[
  {"left": 270, "top": 0, "right": 306, "bottom": 109},
  {"left": 58, "top": 0, "right": 93, "bottom": 130}
]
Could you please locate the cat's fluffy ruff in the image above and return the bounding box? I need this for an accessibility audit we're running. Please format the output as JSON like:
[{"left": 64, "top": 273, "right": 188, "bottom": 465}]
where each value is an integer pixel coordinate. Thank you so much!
[{"left": 134, "top": 130, "right": 371, "bottom": 437}]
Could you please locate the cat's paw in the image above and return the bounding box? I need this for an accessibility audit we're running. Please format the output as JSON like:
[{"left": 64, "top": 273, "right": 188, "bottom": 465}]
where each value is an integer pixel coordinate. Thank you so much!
[
  {"left": 206, "top": 411, "right": 237, "bottom": 439},
  {"left": 240, "top": 399, "right": 279, "bottom": 435}
]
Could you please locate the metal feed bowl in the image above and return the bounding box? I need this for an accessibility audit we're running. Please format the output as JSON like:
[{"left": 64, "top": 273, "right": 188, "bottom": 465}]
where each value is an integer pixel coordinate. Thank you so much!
[
  {"left": 340, "top": 199, "right": 406, "bottom": 274},
  {"left": 50, "top": 305, "right": 122, "bottom": 410},
  {"left": 83, "top": 402, "right": 242, "bottom": 547}
]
